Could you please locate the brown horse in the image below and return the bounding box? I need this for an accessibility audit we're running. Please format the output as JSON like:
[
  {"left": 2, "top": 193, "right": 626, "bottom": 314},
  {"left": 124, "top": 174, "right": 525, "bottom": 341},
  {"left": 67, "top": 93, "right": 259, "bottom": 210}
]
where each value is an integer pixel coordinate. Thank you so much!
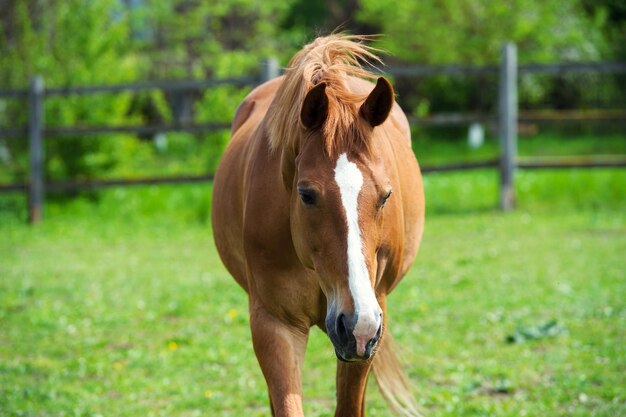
[{"left": 212, "top": 34, "right": 425, "bottom": 417}]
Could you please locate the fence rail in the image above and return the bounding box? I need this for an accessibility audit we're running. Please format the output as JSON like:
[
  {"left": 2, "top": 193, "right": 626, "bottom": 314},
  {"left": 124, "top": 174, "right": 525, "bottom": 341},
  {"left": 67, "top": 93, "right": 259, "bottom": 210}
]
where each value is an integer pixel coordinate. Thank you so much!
[
  {"left": 0, "top": 174, "right": 216, "bottom": 192},
  {"left": 411, "top": 109, "right": 626, "bottom": 126},
  {"left": 0, "top": 77, "right": 258, "bottom": 98},
  {"left": 1, "top": 50, "right": 625, "bottom": 222},
  {"left": 385, "top": 61, "right": 626, "bottom": 77}
]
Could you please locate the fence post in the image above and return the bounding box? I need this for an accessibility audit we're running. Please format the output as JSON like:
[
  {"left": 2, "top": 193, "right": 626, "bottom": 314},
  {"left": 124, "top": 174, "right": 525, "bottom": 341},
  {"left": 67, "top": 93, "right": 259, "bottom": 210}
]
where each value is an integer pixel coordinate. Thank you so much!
[
  {"left": 260, "top": 57, "right": 279, "bottom": 83},
  {"left": 498, "top": 42, "right": 518, "bottom": 211},
  {"left": 28, "top": 76, "right": 45, "bottom": 224}
]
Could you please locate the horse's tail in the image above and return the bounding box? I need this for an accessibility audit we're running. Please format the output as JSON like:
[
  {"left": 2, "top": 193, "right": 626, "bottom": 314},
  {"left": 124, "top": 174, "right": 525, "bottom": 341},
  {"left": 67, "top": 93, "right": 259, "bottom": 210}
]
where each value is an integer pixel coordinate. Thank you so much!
[{"left": 372, "top": 332, "right": 423, "bottom": 417}]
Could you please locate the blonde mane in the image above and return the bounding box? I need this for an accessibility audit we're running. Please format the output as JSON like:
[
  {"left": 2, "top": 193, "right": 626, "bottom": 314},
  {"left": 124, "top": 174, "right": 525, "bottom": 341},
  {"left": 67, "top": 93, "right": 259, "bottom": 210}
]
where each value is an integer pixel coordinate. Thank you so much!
[{"left": 266, "top": 34, "right": 383, "bottom": 156}]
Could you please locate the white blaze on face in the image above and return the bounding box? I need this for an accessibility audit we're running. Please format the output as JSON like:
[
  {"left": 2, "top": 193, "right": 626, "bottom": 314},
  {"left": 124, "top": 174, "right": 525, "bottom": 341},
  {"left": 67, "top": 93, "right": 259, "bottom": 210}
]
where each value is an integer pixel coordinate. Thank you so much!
[{"left": 334, "top": 153, "right": 381, "bottom": 356}]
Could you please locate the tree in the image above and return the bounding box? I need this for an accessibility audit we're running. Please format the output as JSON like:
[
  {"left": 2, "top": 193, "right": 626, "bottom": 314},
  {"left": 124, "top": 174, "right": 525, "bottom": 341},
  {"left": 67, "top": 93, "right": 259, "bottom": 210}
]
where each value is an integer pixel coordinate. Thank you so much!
[
  {"left": 134, "top": 0, "right": 299, "bottom": 80},
  {"left": 0, "top": 0, "right": 138, "bottom": 181},
  {"left": 357, "top": 0, "right": 610, "bottom": 65},
  {"left": 355, "top": 0, "right": 613, "bottom": 115}
]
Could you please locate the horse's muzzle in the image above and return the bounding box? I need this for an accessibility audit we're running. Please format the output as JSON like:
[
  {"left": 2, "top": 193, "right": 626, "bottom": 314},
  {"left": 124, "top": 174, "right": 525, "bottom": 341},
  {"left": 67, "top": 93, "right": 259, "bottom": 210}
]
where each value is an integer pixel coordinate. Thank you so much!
[{"left": 326, "top": 310, "right": 383, "bottom": 362}]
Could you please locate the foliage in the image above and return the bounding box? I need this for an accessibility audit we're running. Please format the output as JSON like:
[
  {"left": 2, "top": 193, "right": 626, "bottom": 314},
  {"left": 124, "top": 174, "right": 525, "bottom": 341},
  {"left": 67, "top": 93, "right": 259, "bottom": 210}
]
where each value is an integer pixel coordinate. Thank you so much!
[
  {"left": 357, "top": 0, "right": 610, "bottom": 65},
  {"left": 0, "top": 0, "right": 137, "bottom": 88},
  {"left": 0, "top": 0, "right": 308, "bottom": 185},
  {"left": 130, "top": 0, "right": 299, "bottom": 80},
  {"left": 354, "top": 0, "right": 620, "bottom": 116},
  {"left": 0, "top": 0, "right": 138, "bottom": 181},
  {"left": 0, "top": 0, "right": 624, "bottom": 186},
  {"left": 582, "top": 0, "right": 626, "bottom": 60}
]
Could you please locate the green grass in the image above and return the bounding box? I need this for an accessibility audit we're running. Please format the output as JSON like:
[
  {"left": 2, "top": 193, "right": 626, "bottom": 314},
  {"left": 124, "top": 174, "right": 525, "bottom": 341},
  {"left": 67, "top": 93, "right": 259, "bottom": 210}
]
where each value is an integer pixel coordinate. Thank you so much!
[{"left": 1, "top": 168, "right": 625, "bottom": 416}]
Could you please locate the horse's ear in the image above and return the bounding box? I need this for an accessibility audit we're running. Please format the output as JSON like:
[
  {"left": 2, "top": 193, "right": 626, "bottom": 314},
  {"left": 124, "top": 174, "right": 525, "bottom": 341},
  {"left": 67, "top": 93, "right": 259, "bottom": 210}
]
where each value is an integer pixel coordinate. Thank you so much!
[
  {"left": 301, "top": 82, "right": 328, "bottom": 130},
  {"left": 360, "top": 77, "right": 394, "bottom": 127}
]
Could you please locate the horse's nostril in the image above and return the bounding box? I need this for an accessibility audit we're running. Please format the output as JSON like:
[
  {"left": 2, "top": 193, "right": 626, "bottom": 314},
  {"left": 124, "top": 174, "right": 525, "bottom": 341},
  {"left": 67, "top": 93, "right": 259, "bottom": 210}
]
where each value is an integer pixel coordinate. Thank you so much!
[{"left": 336, "top": 313, "right": 351, "bottom": 345}]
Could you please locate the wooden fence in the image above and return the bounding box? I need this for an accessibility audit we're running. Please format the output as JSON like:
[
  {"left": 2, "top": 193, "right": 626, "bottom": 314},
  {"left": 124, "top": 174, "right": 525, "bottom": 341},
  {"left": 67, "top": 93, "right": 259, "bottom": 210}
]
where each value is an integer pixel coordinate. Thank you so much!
[{"left": 1, "top": 46, "right": 625, "bottom": 222}]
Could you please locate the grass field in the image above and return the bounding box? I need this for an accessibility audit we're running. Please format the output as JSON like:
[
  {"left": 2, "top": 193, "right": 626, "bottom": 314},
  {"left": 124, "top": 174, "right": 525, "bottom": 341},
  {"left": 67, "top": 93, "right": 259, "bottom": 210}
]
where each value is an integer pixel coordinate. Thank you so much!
[{"left": 1, "top": 167, "right": 625, "bottom": 416}]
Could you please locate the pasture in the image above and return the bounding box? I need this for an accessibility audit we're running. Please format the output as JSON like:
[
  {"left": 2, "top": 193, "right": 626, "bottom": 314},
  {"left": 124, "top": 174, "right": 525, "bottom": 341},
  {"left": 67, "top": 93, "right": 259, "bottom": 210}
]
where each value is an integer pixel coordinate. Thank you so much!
[{"left": 1, "top": 167, "right": 625, "bottom": 417}]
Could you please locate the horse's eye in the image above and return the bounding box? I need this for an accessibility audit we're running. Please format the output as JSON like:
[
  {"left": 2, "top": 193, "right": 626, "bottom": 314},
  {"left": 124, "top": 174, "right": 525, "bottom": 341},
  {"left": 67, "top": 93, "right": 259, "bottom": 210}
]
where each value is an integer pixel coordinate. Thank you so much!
[
  {"left": 298, "top": 188, "right": 317, "bottom": 206},
  {"left": 380, "top": 189, "right": 392, "bottom": 207}
]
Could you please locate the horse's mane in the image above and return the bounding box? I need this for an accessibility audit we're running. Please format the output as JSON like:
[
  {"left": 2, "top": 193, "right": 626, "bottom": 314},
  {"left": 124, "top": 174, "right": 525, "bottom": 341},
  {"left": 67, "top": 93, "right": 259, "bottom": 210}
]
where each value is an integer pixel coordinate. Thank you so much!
[{"left": 266, "top": 34, "right": 382, "bottom": 156}]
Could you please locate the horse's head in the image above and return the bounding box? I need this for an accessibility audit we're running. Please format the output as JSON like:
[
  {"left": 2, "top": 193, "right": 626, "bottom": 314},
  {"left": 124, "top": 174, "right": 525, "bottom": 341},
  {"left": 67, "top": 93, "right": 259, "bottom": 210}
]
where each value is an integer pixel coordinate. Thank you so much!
[{"left": 286, "top": 77, "right": 395, "bottom": 361}]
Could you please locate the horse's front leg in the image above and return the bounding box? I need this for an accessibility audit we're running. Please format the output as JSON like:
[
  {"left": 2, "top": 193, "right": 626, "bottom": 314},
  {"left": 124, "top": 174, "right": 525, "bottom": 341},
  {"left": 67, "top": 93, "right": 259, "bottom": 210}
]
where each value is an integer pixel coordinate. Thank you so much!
[
  {"left": 335, "top": 360, "right": 373, "bottom": 417},
  {"left": 250, "top": 298, "right": 309, "bottom": 417},
  {"left": 334, "top": 295, "right": 388, "bottom": 417}
]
